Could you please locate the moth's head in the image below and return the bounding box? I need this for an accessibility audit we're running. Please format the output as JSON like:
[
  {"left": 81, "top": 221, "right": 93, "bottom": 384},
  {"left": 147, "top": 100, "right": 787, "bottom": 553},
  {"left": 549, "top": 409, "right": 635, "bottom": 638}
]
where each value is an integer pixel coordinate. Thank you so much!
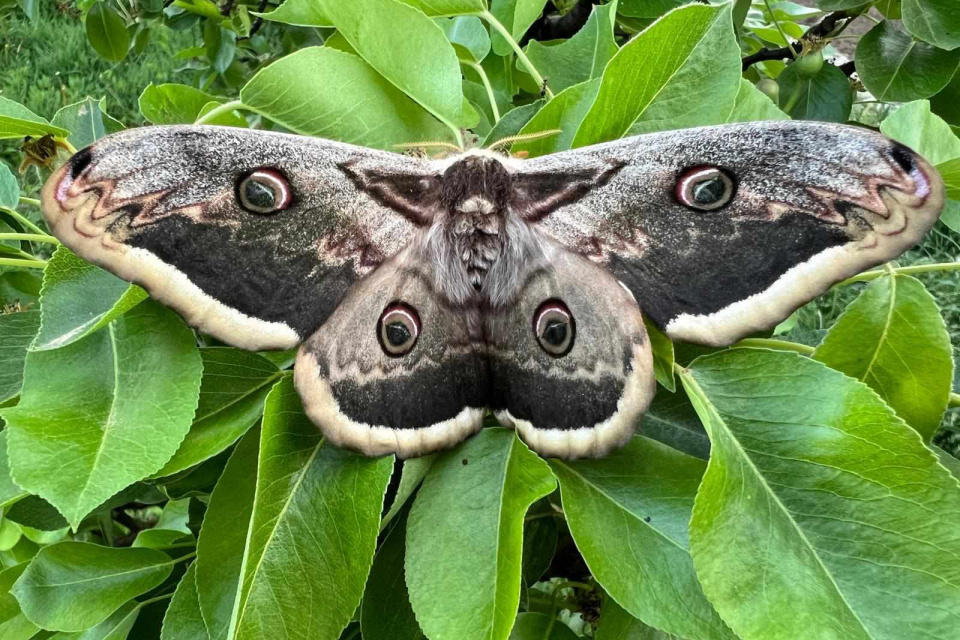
[{"left": 440, "top": 153, "right": 512, "bottom": 214}]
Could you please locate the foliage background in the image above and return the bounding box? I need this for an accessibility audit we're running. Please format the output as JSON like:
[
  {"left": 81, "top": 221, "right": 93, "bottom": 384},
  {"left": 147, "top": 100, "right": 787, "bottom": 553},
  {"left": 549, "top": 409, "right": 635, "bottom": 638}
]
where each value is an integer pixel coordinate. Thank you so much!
[{"left": 0, "top": 1, "right": 959, "bottom": 639}]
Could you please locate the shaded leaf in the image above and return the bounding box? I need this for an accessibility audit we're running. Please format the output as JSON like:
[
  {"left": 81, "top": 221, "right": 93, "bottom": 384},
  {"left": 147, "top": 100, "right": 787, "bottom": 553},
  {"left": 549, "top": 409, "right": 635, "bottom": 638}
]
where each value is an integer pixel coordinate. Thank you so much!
[
  {"left": 0, "top": 159, "right": 21, "bottom": 209},
  {"left": 482, "top": 100, "right": 544, "bottom": 147},
  {"left": 0, "top": 563, "right": 38, "bottom": 640},
  {"left": 241, "top": 47, "right": 453, "bottom": 149},
  {"left": 0, "top": 432, "right": 28, "bottom": 510},
  {"left": 513, "top": 78, "right": 600, "bottom": 156},
  {"left": 407, "top": 429, "right": 556, "bottom": 640},
  {"left": 777, "top": 61, "right": 852, "bottom": 122},
  {"left": 639, "top": 387, "right": 709, "bottom": 460},
  {"left": 856, "top": 21, "right": 960, "bottom": 102},
  {"left": 381, "top": 455, "right": 435, "bottom": 531},
  {"left": 573, "top": 3, "right": 738, "bottom": 147},
  {"left": 160, "top": 564, "right": 207, "bottom": 640},
  {"left": 33, "top": 247, "right": 147, "bottom": 352},
  {"left": 683, "top": 349, "right": 960, "bottom": 640},
  {"left": 523, "top": 1, "right": 618, "bottom": 93},
  {"left": 617, "top": 0, "right": 686, "bottom": 19},
  {"left": 727, "top": 78, "right": 789, "bottom": 122},
  {"left": 85, "top": 3, "right": 130, "bottom": 62},
  {"left": 439, "top": 16, "right": 490, "bottom": 63},
  {"left": 12, "top": 542, "right": 171, "bottom": 632},
  {"left": 550, "top": 437, "right": 734, "bottom": 640},
  {"left": 53, "top": 600, "right": 140, "bottom": 640},
  {"left": 594, "top": 596, "right": 684, "bottom": 639},
  {"left": 508, "top": 613, "right": 579, "bottom": 640},
  {"left": 814, "top": 274, "right": 953, "bottom": 440},
  {"left": 360, "top": 511, "right": 424, "bottom": 640},
  {"left": 0, "top": 310, "right": 39, "bottom": 403},
  {"left": 520, "top": 497, "right": 557, "bottom": 583},
  {"left": 3, "top": 301, "right": 202, "bottom": 528},
  {"left": 490, "top": 0, "right": 549, "bottom": 56}
]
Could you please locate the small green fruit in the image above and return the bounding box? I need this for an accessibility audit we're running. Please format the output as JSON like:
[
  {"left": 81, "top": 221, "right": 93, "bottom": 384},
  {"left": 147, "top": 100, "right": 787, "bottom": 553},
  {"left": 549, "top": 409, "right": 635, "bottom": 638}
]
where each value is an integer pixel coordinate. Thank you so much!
[
  {"left": 756, "top": 78, "right": 779, "bottom": 102},
  {"left": 793, "top": 50, "right": 824, "bottom": 77}
]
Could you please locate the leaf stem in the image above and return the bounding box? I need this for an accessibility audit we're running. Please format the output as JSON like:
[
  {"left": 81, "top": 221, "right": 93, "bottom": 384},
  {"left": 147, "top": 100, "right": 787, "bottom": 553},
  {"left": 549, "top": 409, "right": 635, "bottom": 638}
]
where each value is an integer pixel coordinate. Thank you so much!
[
  {"left": 781, "top": 82, "right": 803, "bottom": 114},
  {"left": 479, "top": 10, "right": 554, "bottom": 99},
  {"left": 466, "top": 61, "right": 501, "bottom": 123},
  {"left": 0, "top": 257, "right": 47, "bottom": 268},
  {"left": 763, "top": 0, "right": 797, "bottom": 57},
  {"left": 194, "top": 100, "right": 246, "bottom": 125},
  {"left": 138, "top": 592, "right": 175, "bottom": 607},
  {"left": 19, "top": 197, "right": 40, "bottom": 207},
  {"left": 170, "top": 550, "right": 197, "bottom": 564},
  {"left": 838, "top": 262, "right": 960, "bottom": 285},
  {"left": 0, "top": 233, "right": 60, "bottom": 244},
  {"left": 0, "top": 206, "right": 48, "bottom": 235},
  {"left": 734, "top": 338, "right": 815, "bottom": 355}
]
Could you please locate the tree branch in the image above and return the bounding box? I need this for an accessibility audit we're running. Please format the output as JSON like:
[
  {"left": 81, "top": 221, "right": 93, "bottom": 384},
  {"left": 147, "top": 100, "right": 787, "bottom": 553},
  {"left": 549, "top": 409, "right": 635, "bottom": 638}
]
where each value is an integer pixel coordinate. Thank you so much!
[{"left": 742, "top": 9, "right": 860, "bottom": 71}]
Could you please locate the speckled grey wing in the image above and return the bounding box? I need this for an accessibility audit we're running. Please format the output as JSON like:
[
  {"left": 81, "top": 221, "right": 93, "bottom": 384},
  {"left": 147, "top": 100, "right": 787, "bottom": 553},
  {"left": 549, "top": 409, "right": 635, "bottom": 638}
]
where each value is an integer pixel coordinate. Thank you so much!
[
  {"left": 40, "top": 126, "right": 441, "bottom": 350},
  {"left": 513, "top": 121, "right": 944, "bottom": 346},
  {"left": 486, "top": 243, "right": 655, "bottom": 459},
  {"left": 294, "top": 251, "right": 489, "bottom": 459}
]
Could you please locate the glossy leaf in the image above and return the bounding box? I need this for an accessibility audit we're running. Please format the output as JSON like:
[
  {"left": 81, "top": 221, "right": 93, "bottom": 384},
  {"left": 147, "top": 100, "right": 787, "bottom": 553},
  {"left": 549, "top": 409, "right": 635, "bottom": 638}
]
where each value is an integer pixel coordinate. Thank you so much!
[
  {"left": 902, "top": 0, "right": 960, "bottom": 51},
  {"left": 489, "top": 0, "right": 549, "bottom": 56},
  {"left": 156, "top": 348, "right": 281, "bottom": 477},
  {"left": 856, "top": 21, "right": 960, "bottom": 102},
  {"left": 550, "top": 437, "right": 733, "bottom": 640},
  {"left": 33, "top": 247, "right": 147, "bottom": 351},
  {"left": 407, "top": 429, "right": 557, "bottom": 640},
  {"left": 12, "top": 542, "right": 171, "bottom": 631},
  {"left": 0, "top": 96, "right": 69, "bottom": 140},
  {"left": 513, "top": 78, "right": 600, "bottom": 156},
  {"left": 523, "top": 1, "right": 618, "bottom": 93},
  {"left": 0, "top": 310, "right": 39, "bottom": 403},
  {"left": 194, "top": 428, "right": 259, "bottom": 640},
  {"left": 232, "top": 376, "right": 393, "bottom": 640},
  {"left": 160, "top": 564, "right": 208, "bottom": 640},
  {"left": 3, "top": 301, "right": 202, "bottom": 528},
  {"left": 727, "top": 78, "right": 789, "bottom": 122},
  {"left": 318, "top": 0, "right": 468, "bottom": 129},
  {"left": 508, "top": 613, "right": 579, "bottom": 640},
  {"left": 0, "top": 563, "right": 38, "bottom": 640},
  {"left": 814, "top": 274, "right": 953, "bottom": 441},
  {"left": 361, "top": 512, "right": 424, "bottom": 640},
  {"left": 683, "top": 349, "right": 960, "bottom": 640},
  {"left": 85, "top": 3, "right": 130, "bottom": 62},
  {"left": 777, "top": 61, "right": 852, "bottom": 122},
  {"left": 241, "top": 47, "right": 453, "bottom": 148},
  {"left": 50, "top": 98, "right": 110, "bottom": 150},
  {"left": 573, "top": 3, "right": 739, "bottom": 147}
]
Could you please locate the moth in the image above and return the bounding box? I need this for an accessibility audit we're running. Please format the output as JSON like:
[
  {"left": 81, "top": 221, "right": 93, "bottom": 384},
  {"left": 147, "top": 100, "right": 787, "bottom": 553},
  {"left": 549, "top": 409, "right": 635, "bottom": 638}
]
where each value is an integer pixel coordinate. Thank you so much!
[{"left": 39, "top": 122, "right": 944, "bottom": 459}]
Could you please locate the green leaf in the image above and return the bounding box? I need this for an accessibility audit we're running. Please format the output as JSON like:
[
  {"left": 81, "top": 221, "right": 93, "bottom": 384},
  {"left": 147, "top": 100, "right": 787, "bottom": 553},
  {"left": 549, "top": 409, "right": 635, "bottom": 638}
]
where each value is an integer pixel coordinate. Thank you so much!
[
  {"left": 489, "top": 0, "right": 549, "bottom": 56},
  {"left": 682, "top": 349, "right": 960, "bottom": 640},
  {"left": 813, "top": 274, "right": 953, "bottom": 441},
  {"left": 85, "top": 2, "right": 131, "bottom": 62},
  {"left": 51, "top": 98, "right": 110, "bottom": 150},
  {"left": 727, "top": 78, "right": 789, "bottom": 123},
  {"left": 523, "top": 1, "right": 618, "bottom": 93},
  {"left": 203, "top": 23, "right": 235, "bottom": 74},
  {"left": 194, "top": 427, "right": 259, "bottom": 640},
  {"left": 439, "top": 16, "right": 490, "bottom": 63},
  {"left": 318, "top": 0, "right": 468, "bottom": 129},
  {"left": 594, "top": 595, "right": 685, "bottom": 639},
  {"left": 33, "top": 248, "right": 147, "bottom": 351},
  {"left": 241, "top": 47, "right": 454, "bottom": 149},
  {"left": 550, "top": 437, "right": 733, "bottom": 640},
  {"left": 139, "top": 84, "right": 223, "bottom": 125},
  {"left": 360, "top": 511, "right": 424, "bottom": 640},
  {"left": 777, "top": 61, "right": 852, "bottom": 122},
  {"left": 155, "top": 348, "right": 281, "bottom": 477},
  {"left": 644, "top": 318, "right": 675, "bottom": 392},
  {"left": 508, "top": 613, "right": 579, "bottom": 640},
  {"left": 407, "top": 429, "right": 556, "bottom": 640},
  {"left": 881, "top": 100, "right": 960, "bottom": 165},
  {"left": 520, "top": 497, "right": 557, "bottom": 583},
  {"left": 617, "top": 0, "right": 686, "bottom": 19},
  {"left": 161, "top": 564, "right": 207, "bottom": 640},
  {"left": 0, "top": 563, "right": 38, "bottom": 640},
  {"left": 12, "top": 542, "right": 171, "bottom": 632},
  {"left": 902, "top": 0, "right": 960, "bottom": 51},
  {"left": 931, "top": 72, "right": 960, "bottom": 128},
  {"left": 232, "top": 376, "right": 393, "bottom": 640},
  {"left": 0, "top": 310, "right": 39, "bottom": 403},
  {"left": 940, "top": 156, "right": 960, "bottom": 199},
  {"left": 0, "top": 432, "right": 28, "bottom": 510},
  {"left": 639, "top": 388, "right": 710, "bottom": 460},
  {"left": 856, "top": 21, "right": 960, "bottom": 102},
  {"left": 54, "top": 599, "right": 140, "bottom": 640},
  {"left": 513, "top": 78, "right": 601, "bottom": 157},
  {"left": 401, "top": 0, "right": 486, "bottom": 15},
  {"left": 0, "top": 96, "right": 69, "bottom": 141},
  {"left": 940, "top": 199, "right": 960, "bottom": 231},
  {"left": 381, "top": 456, "right": 435, "bottom": 531},
  {"left": 482, "top": 100, "right": 544, "bottom": 147},
  {"left": 0, "top": 162, "right": 18, "bottom": 209},
  {"left": 572, "top": 3, "right": 740, "bottom": 147},
  {"left": 257, "top": 0, "right": 332, "bottom": 27},
  {"left": 3, "top": 301, "right": 202, "bottom": 528}
]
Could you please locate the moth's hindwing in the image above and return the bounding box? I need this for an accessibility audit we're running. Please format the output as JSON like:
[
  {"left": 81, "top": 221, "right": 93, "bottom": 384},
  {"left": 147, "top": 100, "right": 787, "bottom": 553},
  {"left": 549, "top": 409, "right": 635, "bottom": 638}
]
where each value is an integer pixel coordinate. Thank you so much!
[
  {"left": 40, "top": 126, "right": 440, "bottom": 350},
  {"left": 294, "top": 252, "right": 488, "bottom": 459},
  {"left": 518, "top": 121, "right": 945, "bottom": 346},
  {"left": 486, "top": 245, "right": 656, "bottom": 459}
]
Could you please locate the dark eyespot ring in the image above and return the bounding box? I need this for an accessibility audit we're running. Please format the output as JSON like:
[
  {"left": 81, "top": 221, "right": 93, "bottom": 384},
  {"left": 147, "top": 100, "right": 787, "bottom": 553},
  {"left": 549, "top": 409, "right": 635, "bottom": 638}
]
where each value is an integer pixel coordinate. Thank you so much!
[
  {"left": 533, "top": 299, "right": 575, "bottom": 357},
  {"left": 377, "top": 302, "right": 421, "bottom": 357},
  {"left": 237, "top": 169, "right": 291, "bottom": 214},
  {"left": 676, "top": 166, "right": 735, "bottom": 211}
]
